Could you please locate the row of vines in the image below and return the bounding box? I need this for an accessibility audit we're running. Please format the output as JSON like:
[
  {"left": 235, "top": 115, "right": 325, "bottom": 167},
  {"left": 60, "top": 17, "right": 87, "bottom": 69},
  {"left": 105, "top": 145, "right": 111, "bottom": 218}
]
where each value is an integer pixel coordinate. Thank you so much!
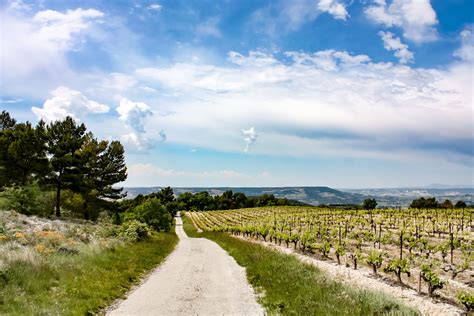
[{"left": 188, "top": 206, "right": 474, "bottom": 311}]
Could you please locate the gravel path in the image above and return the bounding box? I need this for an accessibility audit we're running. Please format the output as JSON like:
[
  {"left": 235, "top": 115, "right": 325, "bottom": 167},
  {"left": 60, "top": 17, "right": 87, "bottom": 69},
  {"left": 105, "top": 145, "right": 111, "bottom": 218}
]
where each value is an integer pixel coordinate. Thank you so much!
[{"left": 108, "top": 216, "right": 264, "bottom": 316}]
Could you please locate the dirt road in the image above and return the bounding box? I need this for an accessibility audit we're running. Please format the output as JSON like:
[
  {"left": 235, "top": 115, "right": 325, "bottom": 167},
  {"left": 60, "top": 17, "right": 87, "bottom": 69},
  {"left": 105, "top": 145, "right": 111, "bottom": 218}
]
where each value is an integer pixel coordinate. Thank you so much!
[{"left": 108, "top": 216, "right": 264, "bottom": 316}]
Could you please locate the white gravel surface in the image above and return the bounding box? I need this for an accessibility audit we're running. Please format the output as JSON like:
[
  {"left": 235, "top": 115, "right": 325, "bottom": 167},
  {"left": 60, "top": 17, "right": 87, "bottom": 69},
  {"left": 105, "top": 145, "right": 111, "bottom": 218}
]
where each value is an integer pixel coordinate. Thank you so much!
[{"left": 108, "top": 216, "right": 264, "bottom": 316}]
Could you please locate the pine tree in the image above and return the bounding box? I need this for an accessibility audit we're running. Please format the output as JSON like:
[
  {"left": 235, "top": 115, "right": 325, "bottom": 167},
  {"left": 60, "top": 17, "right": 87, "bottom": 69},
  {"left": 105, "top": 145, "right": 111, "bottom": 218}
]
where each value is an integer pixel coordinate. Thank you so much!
[{"left": 45, "top": 117, "right": 87, "bottom": 217}]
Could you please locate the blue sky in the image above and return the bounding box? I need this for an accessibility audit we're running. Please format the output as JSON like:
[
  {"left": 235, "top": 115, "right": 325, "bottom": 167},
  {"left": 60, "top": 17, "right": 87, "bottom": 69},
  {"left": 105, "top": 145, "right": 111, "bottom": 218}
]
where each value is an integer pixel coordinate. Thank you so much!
[{"left": 1, "top": 0, "right": 473, "bottom": 188}]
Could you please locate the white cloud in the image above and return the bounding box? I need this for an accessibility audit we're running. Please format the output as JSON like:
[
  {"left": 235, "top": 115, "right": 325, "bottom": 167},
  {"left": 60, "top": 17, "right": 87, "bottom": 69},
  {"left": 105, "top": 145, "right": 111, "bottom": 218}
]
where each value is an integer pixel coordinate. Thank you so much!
[
  {"left": 134, "top": 49, "right": 472, "bottom": 163},
  {"left": 124, "top": 163, "right": 273, "bottom": 187},
  {"left": 7, "top": 0, "right": 32, "bottom": 12},
  {"left": 251, "top": 0, "right": 349, "bottom": 37},
  {"left": 0, "top": 6, "right": 104, "bottom": 97},
  {"left": 31, "top": 86, "right": 109, "bottom": 122},
  {"left": 117, "top": 98, "right": 153, "bottom": 133},
  {"left": 147, "top": 4, "right": 162, "bottom": 11},
  {"left": 454, "top": 26, "right": 474, "bottom": 62},
  {"left": 121, "top": 133, "right": 156, "bottom": 152},
  {"left": 242, "top": 127, "right": 258, "bottom": 152},
  {"left": 378, "top": 31, "right": 414, "bottom": 64},
  {"left": 116, "top": 98, "right": 163, "bottom": 152},
  {"left": 365, "top": 0, "right": 438, "bottom": 43},
  {"left": 317, "top": 0, "right": 349, "bottom": 21}
]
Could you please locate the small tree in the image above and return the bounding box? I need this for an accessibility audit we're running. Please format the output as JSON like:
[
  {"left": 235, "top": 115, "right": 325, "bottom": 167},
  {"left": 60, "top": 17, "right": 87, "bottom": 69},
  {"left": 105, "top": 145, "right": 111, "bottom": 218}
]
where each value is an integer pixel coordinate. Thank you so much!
[
  {"left": 366, "top": 250, "right": 384, "bottom": 276},
  {"left": 363, "top": 198, "right": 377, "bottom": 210},
  {"left": 455, "top": 200, "right": 467, "bottom": 208},
  {"left": 383, "top": 258, "right": 411, "bottom": 284}
]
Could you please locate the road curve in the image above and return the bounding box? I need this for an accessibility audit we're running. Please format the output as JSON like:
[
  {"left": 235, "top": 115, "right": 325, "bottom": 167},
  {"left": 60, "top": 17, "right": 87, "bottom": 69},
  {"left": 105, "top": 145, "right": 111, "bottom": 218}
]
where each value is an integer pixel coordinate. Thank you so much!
[{"left": 108, "top": 215, "right": 264, "bottom": 316}]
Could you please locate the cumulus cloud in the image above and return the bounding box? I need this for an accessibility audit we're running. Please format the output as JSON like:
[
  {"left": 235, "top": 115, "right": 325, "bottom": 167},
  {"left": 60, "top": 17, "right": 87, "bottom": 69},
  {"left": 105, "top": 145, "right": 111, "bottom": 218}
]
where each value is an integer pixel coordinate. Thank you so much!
[
  {"left": 454, "top": 26, "right": 474, "bottom": 62},
  {"left": 117, "top": 98, "right": 163, "bottom": 152},
  {"left": 242, "top": 127, "right": 258, "bottom": 152},
  {"left": 365, "top": 0, "right": 438, "bottom": 43},
  {"left": 134, "top": 49, "right": 472, "bottom": 163},
  {"left": 120, "top": 133, "right": 155, "bottom": 152},
  {"left": 117, "top": 98, "right": 153, "bottom": 133},
  {"left": 378, "top": 31, "right": 414, "bottom": 64},
  {"left": 31, "top": 86, "right": 109, "bottom": 122},
  {"left": 0, "top": 6, "right": 104, "bottom": 97},
  {"left": 317, "top": 0, "right": 349, "bottom": 21}
]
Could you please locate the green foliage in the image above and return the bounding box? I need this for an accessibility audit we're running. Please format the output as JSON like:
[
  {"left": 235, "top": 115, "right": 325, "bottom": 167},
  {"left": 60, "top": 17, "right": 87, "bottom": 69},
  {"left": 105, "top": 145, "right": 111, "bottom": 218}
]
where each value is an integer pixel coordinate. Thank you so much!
[
  {"left": 124, "top": 198, "right": 172, "bottom": 232},
  {"left": 0, "top": 230, "right": 177, "bottom": 315},
  {"left": 182, "top": 215, "right": 417, "bottom": 316},
  {"left": 457, "top": 291, "right": 474, "bottom": 311},
  {"left": 175, "top": 189, "right": 305, "bottom": 212},
  {"left": 439, "top": 199, "right": 453, "bottom": 209},
  {"left": 455, "top": 200, "right": 467, "bottom": 208},
  {"left": 420, "top": 264, "right": 446, "bottom": 297},
  {"left": 383, "top": 258, "right": 411, "bottom": 284},
  {"left": 118, "top": 220, "right": 151, "bottom": 242},
  {"left": 2, "top": 182, "right": 53, "bottom": 216},
  {"left": 363, "top": 198, "right": 377, "bottom": 210},
  {"left": 366, "top": 250, "right": 384, "bottom": 275},
  {"left": 317, "top": 240, "right": 331, "bottom": 257},
  {"left": 410, "top": 197, "right": 439, "bottom": 209},
  {"left": 0, "top": 120, "right": 48, "bottom": 187},
  {"left": 0, "top": 112, "right": 128, "bottom": 220}
]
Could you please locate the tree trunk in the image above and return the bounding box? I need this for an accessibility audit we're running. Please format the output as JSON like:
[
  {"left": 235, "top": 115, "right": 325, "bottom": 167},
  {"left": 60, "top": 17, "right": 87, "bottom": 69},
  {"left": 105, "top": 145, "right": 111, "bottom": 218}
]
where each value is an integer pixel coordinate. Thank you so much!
[
  {"left": 55, "top": 181, "right": 61, "bottom": 217},
  {"left": 83, "top": 199, "right": 89, "bottom": 220}
]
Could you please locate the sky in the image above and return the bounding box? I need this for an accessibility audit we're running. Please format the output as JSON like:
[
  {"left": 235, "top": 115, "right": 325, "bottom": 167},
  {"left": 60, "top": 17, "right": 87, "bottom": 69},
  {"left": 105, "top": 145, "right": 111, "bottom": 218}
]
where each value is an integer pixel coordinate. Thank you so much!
[{"left": 0, "top": 0, "right": 473, "bottom": 188}]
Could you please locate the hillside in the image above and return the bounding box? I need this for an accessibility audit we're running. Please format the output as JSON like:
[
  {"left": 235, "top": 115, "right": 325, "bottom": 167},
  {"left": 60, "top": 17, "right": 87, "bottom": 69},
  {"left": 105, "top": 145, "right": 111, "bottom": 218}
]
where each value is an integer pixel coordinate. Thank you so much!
[
  {"left": 124, "top": 186, "right": 366, "bottom": 206},
  {"left": 124, "top": 186, "right": 474, "bottom": 207}
]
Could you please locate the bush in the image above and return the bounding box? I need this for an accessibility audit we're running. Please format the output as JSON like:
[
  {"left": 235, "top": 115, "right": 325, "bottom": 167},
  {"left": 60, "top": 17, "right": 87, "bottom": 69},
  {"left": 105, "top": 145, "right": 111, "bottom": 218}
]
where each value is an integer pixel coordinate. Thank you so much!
[
  {"left": 118, "top": 220, "right": 150, "bottom": 242},
  {"left": 123, "top": 198, "right": 172, "bottom": 232},
  {"left": 458, "top": 291, "right": 474, "bottom": 312}
]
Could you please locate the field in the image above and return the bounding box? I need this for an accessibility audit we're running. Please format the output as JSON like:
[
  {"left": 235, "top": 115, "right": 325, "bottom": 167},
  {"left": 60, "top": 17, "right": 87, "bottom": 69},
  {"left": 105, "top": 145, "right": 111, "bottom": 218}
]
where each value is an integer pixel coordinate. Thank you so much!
[{"left": 188, "top": 206, "right": 473, "bottom": 310}]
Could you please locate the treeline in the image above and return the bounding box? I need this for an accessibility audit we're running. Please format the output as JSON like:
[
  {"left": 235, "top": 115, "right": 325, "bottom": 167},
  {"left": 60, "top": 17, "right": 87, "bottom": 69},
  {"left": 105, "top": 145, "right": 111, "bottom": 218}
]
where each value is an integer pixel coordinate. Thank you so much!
[
  {"left": 121, "top": 188, "right": 306, "bottom": 213},
  {"left": 410, "top": 197, "right": 467, "bottom": 209},
  {"left": 0, "top": 111, "right": 126, "bottom": 220}
]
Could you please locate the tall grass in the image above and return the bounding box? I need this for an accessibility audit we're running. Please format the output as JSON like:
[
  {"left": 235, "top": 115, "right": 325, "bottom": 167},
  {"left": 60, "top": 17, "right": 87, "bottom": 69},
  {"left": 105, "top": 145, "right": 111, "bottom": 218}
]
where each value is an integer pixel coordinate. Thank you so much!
[
  {"left": 182, "top": 214, "right": 418, "bottom": 315},
  {"left": 0, "top": 228, "right": 177, "bottom": 315}
]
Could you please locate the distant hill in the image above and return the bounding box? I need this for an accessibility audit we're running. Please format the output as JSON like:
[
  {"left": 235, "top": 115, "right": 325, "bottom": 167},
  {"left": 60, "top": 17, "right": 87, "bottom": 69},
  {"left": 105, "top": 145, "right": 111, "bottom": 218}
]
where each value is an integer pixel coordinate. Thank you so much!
[
  {"left": 345, "top": 187, "right": 474, "bottom": 207},
  {"left": 123, "top": 186, "right": 474, "bottom": 207},
  {"left": 123, "top": 186, "right": 367, "bottom": 206}
]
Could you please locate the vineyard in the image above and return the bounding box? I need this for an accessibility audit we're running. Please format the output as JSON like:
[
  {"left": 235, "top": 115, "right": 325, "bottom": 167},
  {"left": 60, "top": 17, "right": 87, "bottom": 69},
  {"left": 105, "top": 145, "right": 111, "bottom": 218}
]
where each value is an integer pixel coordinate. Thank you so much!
[{"left": 188, "top": 206, "right": 474, "bottom": 311}]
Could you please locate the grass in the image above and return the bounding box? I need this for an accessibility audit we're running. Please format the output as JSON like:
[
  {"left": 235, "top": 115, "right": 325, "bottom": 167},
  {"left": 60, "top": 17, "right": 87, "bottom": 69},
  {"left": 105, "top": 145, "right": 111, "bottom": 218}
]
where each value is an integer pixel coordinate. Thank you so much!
[
  {"left": 0, "top": 212, "right": 178, "bottom": 315},
  {"left": 182, "top": 213, "right": 418, "bottom": 315}
]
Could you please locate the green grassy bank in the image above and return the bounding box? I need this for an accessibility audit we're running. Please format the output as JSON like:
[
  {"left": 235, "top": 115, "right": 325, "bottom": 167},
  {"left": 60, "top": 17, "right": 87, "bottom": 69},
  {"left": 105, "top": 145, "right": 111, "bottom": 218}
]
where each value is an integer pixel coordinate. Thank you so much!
[
  {"left": 0, "top": 212, "right": 178, "bottom": 315},
  {"left": 182, "top": 213, "right": 417, "bottom": 315}
]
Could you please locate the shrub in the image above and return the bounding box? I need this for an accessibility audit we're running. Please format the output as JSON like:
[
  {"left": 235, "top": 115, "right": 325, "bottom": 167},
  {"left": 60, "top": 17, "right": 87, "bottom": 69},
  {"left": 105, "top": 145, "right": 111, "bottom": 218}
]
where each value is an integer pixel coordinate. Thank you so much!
[
  {"left": 123, "top": 198, "right": 172, "bottom": 232},
  {"left": 118, "top": 220, "right": 150, "bottom": 242},
  {"left": 366, "top": 250, "right": 384, "bottom": 276},
  {"left": 420, "top": 264, "right": 446, "bottom": 297},
  {"left": 383, "top": 258, "right": 410, "bottom": 284},
  {"left": 458, "top": 291, "right": 474, "bottom": 312}
]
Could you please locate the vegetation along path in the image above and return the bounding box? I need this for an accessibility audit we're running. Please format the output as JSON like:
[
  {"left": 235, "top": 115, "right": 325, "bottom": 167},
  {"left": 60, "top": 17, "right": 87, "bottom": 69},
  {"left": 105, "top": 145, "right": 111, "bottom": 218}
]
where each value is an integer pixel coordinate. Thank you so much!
[{"left": 108, "top": 215, "right": 264, "bottom": 315}]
